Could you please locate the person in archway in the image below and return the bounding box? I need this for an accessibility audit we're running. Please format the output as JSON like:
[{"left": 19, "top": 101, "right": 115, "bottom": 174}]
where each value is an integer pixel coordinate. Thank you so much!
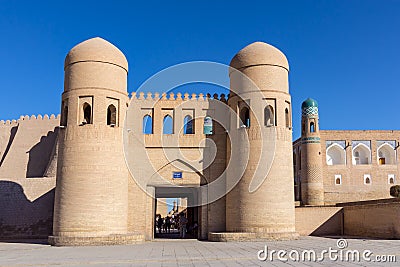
[
  {"left": 192, "top": 221, "right": 199, "bottom": 238},
  {"left": 165, "top": 216, "right": 171, "bottom": 233},
  {"left": 179, "top": 213, "right": 188, "bottom": 238},
  {"left": 157, "top": 215, "right": 164, "bottom": 234}
]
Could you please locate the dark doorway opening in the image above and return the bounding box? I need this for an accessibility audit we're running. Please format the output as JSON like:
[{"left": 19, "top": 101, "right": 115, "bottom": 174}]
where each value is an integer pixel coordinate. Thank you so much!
[{"left": 154, "top": 188, "right": 200, "bottom": 240}]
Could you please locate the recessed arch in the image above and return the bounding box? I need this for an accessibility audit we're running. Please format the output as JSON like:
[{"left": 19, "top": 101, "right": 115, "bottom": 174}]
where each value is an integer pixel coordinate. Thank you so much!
[
  {"left": 240, "top": 107, "right": 250, "bottom": 128},
  {"left": 388, "top": 174, "right": 395, "bottom": 184},
  {"left": 377, "top": 143, "right": 396, "bottom": 165},
  {"left": 82, "top": 102, "right": 92, "bottom": 124},
  {"left": 148, "top": 159, "right": 208, "bottom": 186},
  {"left": 143, "top": 115, "right": 153, "bottom": 134},
  {"left": 204, "top": 116, "right": 213, "bottom": 135},
  {"left": 61, "top": 104, "right": 68, "bottom": 126},
  {"left": 326, "top": 143, "right": 346, "bottom": 165},
  {"left": 264, "top": 105, "right": 275, "bottom": 127},
  {"left": 310, "top": 122, "right": 315, "bottom": 133},
  {"left": 352, "top": 143, "right": 371, "bottom": 165},
  {"left": 183, "top": 115, "right": 194, "bottom": 134},
  {"left": 163, "top": 115, "right": 173, "bottom": 134},
  {"left": 285, "top": 108, "right": 290, "bottom": 128},
  {"left": 107, "top": 104, "right": 117, "bottom": 126}
]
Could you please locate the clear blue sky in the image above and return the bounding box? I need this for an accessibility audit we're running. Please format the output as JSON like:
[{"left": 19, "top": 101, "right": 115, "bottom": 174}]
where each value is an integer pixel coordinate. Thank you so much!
[{"left": 0, "top": 0, "right": 399, "bottom": 138}]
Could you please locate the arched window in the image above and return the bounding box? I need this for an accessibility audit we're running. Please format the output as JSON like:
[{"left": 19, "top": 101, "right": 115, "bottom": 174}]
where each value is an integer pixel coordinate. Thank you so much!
[
  {"left": 388, "top": 174, "right": 395, "bottom": 185},
  {"left": 264, "top": 105, "right": 274, "bottom": 127},
  {"left": 61, "top": 105, "right": 68, "bottom": 126},
  {"left": 143, "top": 115, "right": 153, "bottom": 134},
  {"left": 163, "top": 115, "right": 173, "bottom": 134},
  {"left": 83, "top": 103, "right": 92, "bottom": 124},
  {"left": 326, "top": 144, "right": 346, "bottom": 165},
  {"left": 310, "top": 122, "right": 315, "bottom": 133},
  {"left": 183, "top": 115, "right": 194, "bottom": 134},
  {"left": 285, "top": 108, "right": 290, "bottom": 128},
  {"left": 204, "top": 116, "right": 213, "bottom": 135},
  {"left": 335, "top": 175, "right": 342, "bottom": 185},
  {"left": 240, "top": 107, "right": 250, "bottom": 128},
  {"left": 365, "top": 177, "right": 371, "bottom": 184},
  {"left": 353, "top": 144, "right": 371, "bottom": 165},
  {"left": 377, "top": 143, "right": 396, "bottom": 165},
  {"left": 107, "top": 104, "right": 117, "bottom": 126}
]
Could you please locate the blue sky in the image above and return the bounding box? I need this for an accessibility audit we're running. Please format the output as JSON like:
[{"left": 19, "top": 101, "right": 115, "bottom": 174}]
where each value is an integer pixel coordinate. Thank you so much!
[{"left": 0, "top": 0, "right": 399, "bottom": 138}]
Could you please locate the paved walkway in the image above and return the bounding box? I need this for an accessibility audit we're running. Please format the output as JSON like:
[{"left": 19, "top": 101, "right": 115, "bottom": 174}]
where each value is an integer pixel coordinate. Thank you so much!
[{"left": 0, "top": 236, "right": 399, "bottom": 266}]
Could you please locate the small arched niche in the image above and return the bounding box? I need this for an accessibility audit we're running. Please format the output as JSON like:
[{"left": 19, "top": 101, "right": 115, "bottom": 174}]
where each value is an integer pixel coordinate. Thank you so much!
[
  {"left": 143, "top": 115, "right": 153, "bottom": 134},
  {"left": 82, "top": 103, "right": 92, "bottom": 124},
  {"left": 364, "top": 175, "right": 371, "bottom": 185},
  {"left": 61, "top": 103, "right": 68, "bottom": 127},
  {"left": 264, "top": 105, "right": 275, "bottom": 127},
  {"left": 183, "top": 115, "right": 194, "bottom": 134},
  {"left": 204, "top": 116, "right": 213, "bottom": 135},
  {"left": 326, "top": 144, "right": 346, "bottom": 165},
  {"left": 107, "top": 104, "right": 117, "bottom": 126},
  {"left": 377, "top": 143, "right": 396, "bottom": 165},
  {"left": 352, "top": 144, "right": 371, "bottom": 165},
  {"left": 285, "top": 108, "right": 290, "bottom": 128},
  {"left": 240, "top": 107, "right": 250, "bottom": 128},
  {"left": 310, "top": 122, "right": 315, "bottom": 133},
  {"left": 163, "top": 115, "right": 173, "bottom": 134}
]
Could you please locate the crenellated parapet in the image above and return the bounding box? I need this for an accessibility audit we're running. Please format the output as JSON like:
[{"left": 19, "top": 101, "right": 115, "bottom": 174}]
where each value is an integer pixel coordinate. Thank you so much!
[
  {"left": 0, "top": 114, "right": 60, "bottom": 127},
  {"left": 129, "top": 91, "right": 229, "bottom": 103}
]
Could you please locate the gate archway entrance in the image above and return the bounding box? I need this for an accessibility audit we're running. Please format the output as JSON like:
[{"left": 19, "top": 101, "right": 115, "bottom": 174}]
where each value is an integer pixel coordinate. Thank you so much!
[{"left": 148, "top": 186, "right": 208, "bottom": 240}]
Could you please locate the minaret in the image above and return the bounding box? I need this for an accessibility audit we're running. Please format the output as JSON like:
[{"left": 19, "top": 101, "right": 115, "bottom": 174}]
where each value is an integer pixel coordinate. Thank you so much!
[
  {"left": 300, "top": 98, "right": 324, "bottom": 206},
  {"left": 50, "top": 38, "right": 130, "bottom": 245},
  {"left": 225, "top": 42, "right": 297, "bottom": 239}
]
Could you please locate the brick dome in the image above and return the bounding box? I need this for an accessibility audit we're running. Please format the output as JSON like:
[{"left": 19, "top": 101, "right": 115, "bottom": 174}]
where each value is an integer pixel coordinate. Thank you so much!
[
  {"left": 64, "top": 37, "right": 128, "bottom": 72},
  {"left": 229, "top": 41, "right": 289, "bottom": 72}
]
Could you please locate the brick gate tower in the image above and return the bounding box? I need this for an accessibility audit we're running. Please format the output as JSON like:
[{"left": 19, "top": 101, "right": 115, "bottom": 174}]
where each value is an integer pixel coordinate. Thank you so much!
[
  {"left": 223, "top": 42, "right": 297, "bottom": 240},
  {"left": 50, "top": 38, "right": 131, "bottom": 245}
]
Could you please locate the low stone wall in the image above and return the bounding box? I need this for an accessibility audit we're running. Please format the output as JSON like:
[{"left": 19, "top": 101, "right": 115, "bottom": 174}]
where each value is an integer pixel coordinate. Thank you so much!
[
  {"left": 295, "top": 206, "right": 343, "bottom": 236},
  {"left": 338, "top": 198, "right": 400, "bottom": 239}
]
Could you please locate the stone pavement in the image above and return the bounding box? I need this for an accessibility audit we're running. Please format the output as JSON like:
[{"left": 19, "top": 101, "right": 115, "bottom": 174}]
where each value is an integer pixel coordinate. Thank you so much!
[{"left": 0, "top": 236, "right": 399, "bottom": 267}]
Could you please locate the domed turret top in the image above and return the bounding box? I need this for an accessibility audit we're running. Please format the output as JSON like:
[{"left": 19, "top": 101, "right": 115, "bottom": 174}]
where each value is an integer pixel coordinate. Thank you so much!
[
  {"left": 229, "top": 41, "right": 289, "bottom": 71},
  {"left": 64, "top": 37, "right": 128, "bottom": 72},
  {"left": 302, "top": 98, "right": 318, "bottom": 109}
]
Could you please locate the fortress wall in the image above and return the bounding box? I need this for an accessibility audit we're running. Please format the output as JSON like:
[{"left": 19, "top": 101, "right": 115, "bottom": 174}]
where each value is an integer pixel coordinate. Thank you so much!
[
  {"left": 295, "top": 207, "right": 343, "bottom": 236},
  {"left": 338, "top": 198, "right": 400, "bottom": 239},
  {"left": 0, "top": 115, "right": 59, "bottom": 239}
]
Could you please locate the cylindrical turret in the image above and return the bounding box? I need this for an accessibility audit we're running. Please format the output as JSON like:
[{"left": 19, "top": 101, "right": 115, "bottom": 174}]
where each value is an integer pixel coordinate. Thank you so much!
[
  {"left": 300, "top": 98, "right": 324, "bottom": 205},
  {"left": 50, "top": 37, "right": 130, "bottom": 246},
  {"left": 225, "top": 42, "right": 297, "bottom": 239}
]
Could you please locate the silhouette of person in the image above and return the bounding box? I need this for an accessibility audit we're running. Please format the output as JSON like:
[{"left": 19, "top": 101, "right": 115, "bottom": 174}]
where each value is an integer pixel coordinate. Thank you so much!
[
  {"left": 157, "top": 216, "right": 163, "bottom": 234},
  {"left": 165, "top": 216, "right": 171, "bottom": 233},
  {"left": 179, "top": 213, "right": 188, "bottom": 238}
]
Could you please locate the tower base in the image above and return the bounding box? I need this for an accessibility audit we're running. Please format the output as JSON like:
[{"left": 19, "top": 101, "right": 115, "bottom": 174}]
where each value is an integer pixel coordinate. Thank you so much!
[
  {"left": 208, "top": 232, "right": 299, "bottom": 242},
  {"left": 48, "top": 233, "right": 145, "bottom": 246}
]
